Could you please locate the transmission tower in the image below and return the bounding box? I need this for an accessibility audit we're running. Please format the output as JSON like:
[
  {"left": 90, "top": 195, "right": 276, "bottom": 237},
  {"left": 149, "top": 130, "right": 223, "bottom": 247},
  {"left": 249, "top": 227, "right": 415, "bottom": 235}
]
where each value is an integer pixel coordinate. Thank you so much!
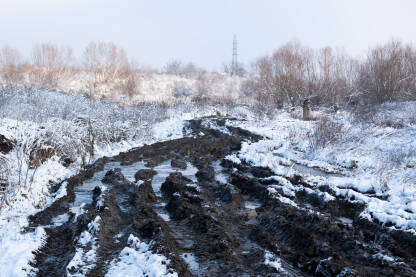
[{"left": 231, "top": 35, "right": 238, "bottom": 76}]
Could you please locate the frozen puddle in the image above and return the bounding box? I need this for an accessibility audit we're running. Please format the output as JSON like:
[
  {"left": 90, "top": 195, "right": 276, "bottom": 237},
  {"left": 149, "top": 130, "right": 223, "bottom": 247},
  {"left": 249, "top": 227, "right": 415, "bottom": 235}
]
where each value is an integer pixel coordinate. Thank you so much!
[
  {"left": 337, "top": 217, "right": 353, "bottom": 226},
  {"left": 291, "top": 162, "right": 344, "bottom": 178},
  {"left": 212, "top": 160, "right": 229, "bottom": 184},
  {"left": 180, "top": 253, "right": 199, "bottom": 272},
  {"left": 72, "top": 159, "right": 199, "bottom": 225},
  {"left": 245, "top": 201, "right": 262, "bottom": 210},
  {"left": 152, "top": 161, "right": 175, "bottom": 196},
  {"left": 154, "top": 202, "right": 171, "bottom": 222},
  {"left": 119, "top": 161, "right": 148, "bottom": 182},
  {"left": 181, "top": 162, "right": 199, "bottom": 183},
  {"left": 72, "top": 162, "right": 119, "bottom": 207},
  {"left": 73, "top": 161, "right": 148, "bottom": 208},
  {"left": 51, "top": 213, "right": 70, "bottom": 226}
]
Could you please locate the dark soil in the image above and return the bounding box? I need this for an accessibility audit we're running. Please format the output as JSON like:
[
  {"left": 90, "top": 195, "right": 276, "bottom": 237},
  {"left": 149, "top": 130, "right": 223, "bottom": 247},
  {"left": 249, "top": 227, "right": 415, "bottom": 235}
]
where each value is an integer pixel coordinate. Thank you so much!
[
  {"left": 26, "top": 117, "right": 416, "bottom": 277},
  {"left": 0, "top": 134, "right": 14, "bottom": 154}
]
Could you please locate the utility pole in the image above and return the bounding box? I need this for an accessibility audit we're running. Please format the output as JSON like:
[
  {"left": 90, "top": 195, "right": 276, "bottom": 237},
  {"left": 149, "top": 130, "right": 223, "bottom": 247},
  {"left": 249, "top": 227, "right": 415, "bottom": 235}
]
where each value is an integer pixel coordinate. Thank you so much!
[{"left": 231, "top": 35, "right": 238, "bottom": 76}]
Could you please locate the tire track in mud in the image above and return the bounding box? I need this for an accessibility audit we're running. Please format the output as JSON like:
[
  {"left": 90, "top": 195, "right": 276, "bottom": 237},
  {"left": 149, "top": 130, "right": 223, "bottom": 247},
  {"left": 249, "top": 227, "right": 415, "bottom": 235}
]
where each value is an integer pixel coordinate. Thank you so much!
[{"left": 27, "top": 117, "right": 416, "bottom": 276}]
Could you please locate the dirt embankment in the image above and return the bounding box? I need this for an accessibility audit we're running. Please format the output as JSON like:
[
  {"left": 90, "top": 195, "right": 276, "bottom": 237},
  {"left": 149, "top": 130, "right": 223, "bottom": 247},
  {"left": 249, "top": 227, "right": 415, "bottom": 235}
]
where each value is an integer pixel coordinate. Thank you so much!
[{"left": 27, "top": 117, "right": 416, "bottom": 276}]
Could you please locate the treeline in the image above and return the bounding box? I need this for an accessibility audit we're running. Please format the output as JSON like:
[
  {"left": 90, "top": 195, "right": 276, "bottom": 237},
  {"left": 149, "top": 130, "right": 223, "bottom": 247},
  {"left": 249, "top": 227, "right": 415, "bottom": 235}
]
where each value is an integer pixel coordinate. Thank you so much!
[
  {"left": 1, "top": 40, "right": 416, "bottom": 106},
  {"left": 0, "top": 42, "right": 220, "bottom": 100},
  {"left": 246, "top": 39, "right": 416, "bottom": 107},
  {"left": 0, "top": 42, "right": 142, "bottom": 97}
]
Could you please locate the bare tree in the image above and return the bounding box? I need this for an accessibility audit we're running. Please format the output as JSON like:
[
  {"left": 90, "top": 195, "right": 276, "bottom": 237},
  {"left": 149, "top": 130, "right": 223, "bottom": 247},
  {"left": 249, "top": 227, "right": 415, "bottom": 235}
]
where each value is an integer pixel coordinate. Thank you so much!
[
  {"left": 252, "top": 41, "right": 362, "bottom": 108},
  {"left": 163, "top": 60, "right": 183, "bottom": 76},
  {"left": 0, "top": 46, "right": 24, "bottom": 85},
  {"left": 30, "top": 43, "right": 74, "bottom": 88},
  {"left": 358, "top": 39, "right": 416, "bottom": 103},
  {"left": 252, "top": 41, "right": 316, "bottom": 107},
  {"left": 83, "top": 41, "right": 135, "bottom": 98}
]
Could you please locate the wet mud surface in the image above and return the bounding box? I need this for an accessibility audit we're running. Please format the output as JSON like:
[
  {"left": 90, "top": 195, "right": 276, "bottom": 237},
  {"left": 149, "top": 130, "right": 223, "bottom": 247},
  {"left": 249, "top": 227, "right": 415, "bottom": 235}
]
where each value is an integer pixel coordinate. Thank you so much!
[{"left": 27, "top": 117, "right": 416, "bottom": 276}]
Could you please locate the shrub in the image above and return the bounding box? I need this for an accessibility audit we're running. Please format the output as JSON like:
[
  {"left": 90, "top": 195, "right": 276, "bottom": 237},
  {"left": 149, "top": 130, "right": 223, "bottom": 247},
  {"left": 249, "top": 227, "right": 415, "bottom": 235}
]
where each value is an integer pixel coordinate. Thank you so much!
[{"left": 308, "top": 116, "right": 346, "bottom": 150}]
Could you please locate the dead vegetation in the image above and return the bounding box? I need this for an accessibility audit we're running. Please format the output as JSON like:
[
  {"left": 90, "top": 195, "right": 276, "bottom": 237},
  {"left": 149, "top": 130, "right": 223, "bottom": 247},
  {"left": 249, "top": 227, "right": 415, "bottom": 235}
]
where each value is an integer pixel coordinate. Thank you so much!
[
  {"left": 307, "top": 116, "right": 347, "bottom": 150},
  {"left": 250, "top": 39, "right": 416, "bottom": 109}
]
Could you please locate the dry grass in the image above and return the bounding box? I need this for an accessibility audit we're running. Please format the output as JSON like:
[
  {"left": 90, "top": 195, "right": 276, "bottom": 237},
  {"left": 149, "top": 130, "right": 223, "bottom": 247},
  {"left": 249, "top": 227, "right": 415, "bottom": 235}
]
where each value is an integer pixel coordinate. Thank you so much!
[{"left": 307, "top": 116, "right": 347, "bottom": 150}]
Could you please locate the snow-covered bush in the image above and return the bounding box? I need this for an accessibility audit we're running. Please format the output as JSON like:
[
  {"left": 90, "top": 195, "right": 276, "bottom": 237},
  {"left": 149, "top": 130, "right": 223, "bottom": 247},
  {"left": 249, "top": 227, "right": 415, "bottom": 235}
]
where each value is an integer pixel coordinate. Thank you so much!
[
  {"left": 0, "top": 87, "right": 174, "bottom": 203},
  {"left": 352, "top": 101, "right": 416, "bottom": 128},
  {"left": 307, "top": 116, "right": 348, "bottom": 150}
]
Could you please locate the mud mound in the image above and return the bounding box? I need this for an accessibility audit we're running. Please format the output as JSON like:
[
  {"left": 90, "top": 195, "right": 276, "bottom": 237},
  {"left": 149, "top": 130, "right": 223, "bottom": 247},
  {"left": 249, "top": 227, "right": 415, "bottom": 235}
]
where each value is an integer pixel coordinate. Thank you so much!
[
  {"left": 171, "top": 158, "right": 187, "bottom": 170},
  {"left": 0, "top": 134, "right": 14, "bottom": 154},
  {"left": 135, "top": 168, "right": 157, "bottom": 181}
]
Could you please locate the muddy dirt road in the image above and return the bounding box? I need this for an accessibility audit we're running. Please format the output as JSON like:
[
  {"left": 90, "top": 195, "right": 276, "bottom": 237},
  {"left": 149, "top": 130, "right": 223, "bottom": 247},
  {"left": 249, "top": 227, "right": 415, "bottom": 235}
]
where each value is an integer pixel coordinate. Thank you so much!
[{"left": 27, "top": 117, "right": 416, "bottom": 276}]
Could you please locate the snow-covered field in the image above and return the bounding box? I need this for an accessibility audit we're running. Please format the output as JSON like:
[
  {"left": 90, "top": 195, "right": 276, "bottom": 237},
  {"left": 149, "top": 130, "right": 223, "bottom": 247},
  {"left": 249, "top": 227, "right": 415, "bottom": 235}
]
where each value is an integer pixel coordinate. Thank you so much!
[{"left": 1, "top": 87, "right": 416, "bottom": 276}]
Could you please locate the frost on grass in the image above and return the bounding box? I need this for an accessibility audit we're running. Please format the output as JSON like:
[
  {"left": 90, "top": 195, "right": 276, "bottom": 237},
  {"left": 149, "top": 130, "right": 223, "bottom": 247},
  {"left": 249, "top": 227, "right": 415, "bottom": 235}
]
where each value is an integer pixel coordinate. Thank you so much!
[{"left": 105, "top": 234, "right": 177, "bottom": 277}]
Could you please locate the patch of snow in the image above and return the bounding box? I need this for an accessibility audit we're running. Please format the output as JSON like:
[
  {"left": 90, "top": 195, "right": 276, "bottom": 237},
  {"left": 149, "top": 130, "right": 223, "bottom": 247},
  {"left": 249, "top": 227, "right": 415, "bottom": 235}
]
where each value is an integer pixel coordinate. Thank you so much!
[
  {"left": 180, "top": 253, "right": 199, "bottom": 272},
  {"left": 224, "top": 154, "right": 241, "bottom": 165},
  {"left": 105, "top": 234, "right": 177, "bottom": 277},
  {"left": 0, "top": 226, "right": 46, "bottom": 277},
  {"left": 245, "top": 201, "right": 262, "bottom": 210},
  {"left": 156, "top": 211, "right": 171, "bottom": 222},
  {"left": 264, "top": 250, "right": 284, "bottom": 273},
  {"left": 51, "top": 213, "right": 70, "bottom": 226},
  {"left": 66, "top": 216, "right": 101, "bottom": 276}
]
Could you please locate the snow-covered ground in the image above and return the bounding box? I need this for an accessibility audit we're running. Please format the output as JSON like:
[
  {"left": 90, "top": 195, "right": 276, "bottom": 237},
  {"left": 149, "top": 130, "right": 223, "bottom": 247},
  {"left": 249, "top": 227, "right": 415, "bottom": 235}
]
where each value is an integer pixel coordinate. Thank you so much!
[
  {"left": 1, "top": 87, "right": 416, "bottom": 275},
  {"left": 0, "top": 88, "right": 255, "bottom": 276},
  {"left": 1, "top": 71, "right": 247, "bottom": 105},
  {"left": 225, "top": 103, "right": 416, "bottom": 234}
]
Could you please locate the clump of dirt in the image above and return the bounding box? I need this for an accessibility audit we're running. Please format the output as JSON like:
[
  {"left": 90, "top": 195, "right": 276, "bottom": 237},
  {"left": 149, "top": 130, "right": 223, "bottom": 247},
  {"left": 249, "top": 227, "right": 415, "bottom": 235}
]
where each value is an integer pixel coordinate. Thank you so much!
[
  {"left": 28, "top": 143, "right": 55, "bottom": 169},
  {"left": 171, "top": 158, "right": 187, "bottom": 170},
  {"left": 135, "top": 168, "right": 157, "bottom": 181},
  {"left": 136, "top": 180, "right": 157, "bottom": 202},
  {"left": 162, "top": 172, "right": 197, "bottom": 196},
  {"left": 0, "top": 134, "right": 14, "bottom": 154}
]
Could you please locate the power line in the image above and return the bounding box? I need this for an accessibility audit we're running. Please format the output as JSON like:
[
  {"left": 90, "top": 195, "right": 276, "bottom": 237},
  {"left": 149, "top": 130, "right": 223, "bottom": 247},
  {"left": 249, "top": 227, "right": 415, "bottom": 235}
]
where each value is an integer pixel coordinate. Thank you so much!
[{"left": 231, "top": 35, "right": 238, "bottom": 76}]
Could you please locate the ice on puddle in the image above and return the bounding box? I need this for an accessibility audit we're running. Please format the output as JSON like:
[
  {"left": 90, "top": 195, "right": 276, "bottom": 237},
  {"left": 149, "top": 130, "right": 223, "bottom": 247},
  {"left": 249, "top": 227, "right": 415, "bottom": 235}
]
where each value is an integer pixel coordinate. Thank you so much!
[{"left": 180, "top": 253, "right": 199, "bottom": 272}]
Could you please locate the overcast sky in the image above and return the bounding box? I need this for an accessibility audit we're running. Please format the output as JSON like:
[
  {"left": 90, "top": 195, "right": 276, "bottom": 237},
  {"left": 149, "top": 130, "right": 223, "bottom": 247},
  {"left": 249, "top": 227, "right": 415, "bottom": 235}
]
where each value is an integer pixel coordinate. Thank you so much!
[{"left": 1, "top": 0, "right": 415, "bottom": 70}]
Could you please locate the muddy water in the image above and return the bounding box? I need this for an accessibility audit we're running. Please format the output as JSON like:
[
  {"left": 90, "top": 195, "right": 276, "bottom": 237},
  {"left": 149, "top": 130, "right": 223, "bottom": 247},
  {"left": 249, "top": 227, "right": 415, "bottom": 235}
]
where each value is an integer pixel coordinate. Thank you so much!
[{"left": 27, "top": 118, "right": 416, "bottom": 277}]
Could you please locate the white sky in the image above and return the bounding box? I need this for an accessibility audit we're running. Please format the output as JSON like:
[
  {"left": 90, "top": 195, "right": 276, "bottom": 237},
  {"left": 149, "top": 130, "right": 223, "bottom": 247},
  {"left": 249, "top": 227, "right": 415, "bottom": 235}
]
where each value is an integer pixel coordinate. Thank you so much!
[{"left": 1, "top": 0, "right": 415, "bottom": 70}]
